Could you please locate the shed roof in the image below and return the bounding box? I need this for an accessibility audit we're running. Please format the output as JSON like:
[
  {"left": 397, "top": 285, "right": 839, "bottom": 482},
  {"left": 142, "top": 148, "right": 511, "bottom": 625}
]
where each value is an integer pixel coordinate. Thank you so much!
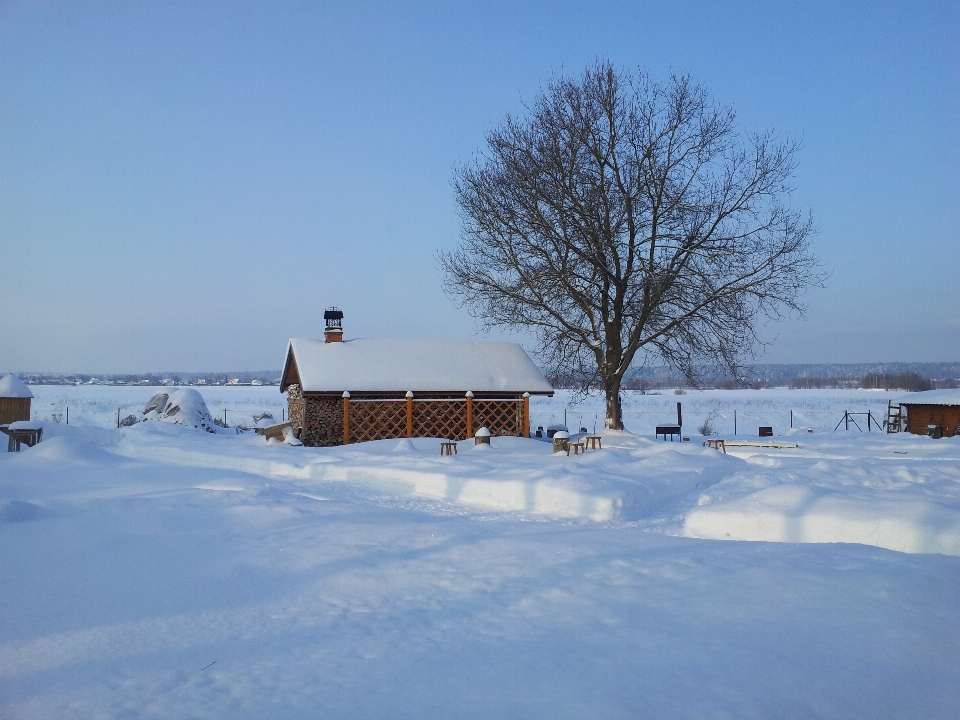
[
  {"left": 0, "top": 374, "right": 33, "bottom": 399},
  {"left": 897, "top": 389, "right": 960, "bottom": 406},
  {"left": 282, "top": 338, "right": 554, "bottom": 395}
]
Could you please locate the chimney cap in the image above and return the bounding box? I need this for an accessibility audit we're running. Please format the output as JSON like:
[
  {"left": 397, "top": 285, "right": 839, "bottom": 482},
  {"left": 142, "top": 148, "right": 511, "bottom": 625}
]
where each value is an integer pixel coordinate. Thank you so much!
[{"left": 323, "top": 307, "right": 343, "bottom": 322}]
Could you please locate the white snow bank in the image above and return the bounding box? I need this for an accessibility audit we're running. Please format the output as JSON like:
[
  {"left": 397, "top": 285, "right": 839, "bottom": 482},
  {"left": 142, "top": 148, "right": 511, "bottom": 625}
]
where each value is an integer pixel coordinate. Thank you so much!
[
  {"left": 20, "top": 421, "right": 120, "bottom": 448},
  {"left": 0, "top": 374, "right": 33, "bottom": 398},
  {"left": 142, "top": 388, "right": 217, "bottom": 433},
  {"left": 685, "top": 439, "right": 960, "bottom": 555},
  {"left": 20, "top": 436, "right": 128, "bottom": 466},
  {"left": 115, "top": 425, "right": 741, "bottom": 521},
  {"left": 686, "top": 485, "right": 960, "bottom": 555}
]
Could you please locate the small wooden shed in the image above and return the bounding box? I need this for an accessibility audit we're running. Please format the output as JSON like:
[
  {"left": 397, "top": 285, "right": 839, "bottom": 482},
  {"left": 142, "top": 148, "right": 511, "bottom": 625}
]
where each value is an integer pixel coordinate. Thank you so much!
[
  {"left": 899, "top": 389, "right": 960, "bottom": 437},
  {"left": 280, "top": 335, "right": 554, "bottom": 447},
  {"left": 0, "top": 374, "right": 33, "bottom": 425}
]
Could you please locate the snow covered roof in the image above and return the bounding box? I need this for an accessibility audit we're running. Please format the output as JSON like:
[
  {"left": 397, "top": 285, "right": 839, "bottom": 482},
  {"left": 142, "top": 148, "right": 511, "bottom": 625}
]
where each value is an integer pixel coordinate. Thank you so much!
[
  {"left": 282, "top": 338, "right": 554, "bottom": 395},
  {"left": 898, "top": 389, "right": 960, "bottom": 406},
  {"left": 0, "top": 374, "right": 33, "bottom": 399}
]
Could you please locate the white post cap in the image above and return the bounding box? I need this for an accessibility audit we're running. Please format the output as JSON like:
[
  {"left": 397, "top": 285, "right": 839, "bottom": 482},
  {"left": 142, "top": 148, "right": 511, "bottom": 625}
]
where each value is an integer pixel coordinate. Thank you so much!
[
  {"left": 465, "top": 390, "right": 474, "bottom": 398},
  {"left": 405, "top": 391, "right": 414, "bottom": 398},
  {"left": 475, "top": 426, "right": 491, "bottom": 437},
  {"left": 522, "top": 392, "right": 530, "bottom": 398},
  {"left": 342, "top": 391, "right": 351, "bottom": 398}
]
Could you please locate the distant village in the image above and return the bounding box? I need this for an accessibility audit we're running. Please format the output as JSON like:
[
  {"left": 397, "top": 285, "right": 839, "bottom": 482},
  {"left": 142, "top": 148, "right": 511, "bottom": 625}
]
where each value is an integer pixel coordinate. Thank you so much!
[
  {"left": 15, "top": 372, "right": 282, "bottom": 388},
  {"left": 12, "top": 361, "right": 959, "bottom": 392}
]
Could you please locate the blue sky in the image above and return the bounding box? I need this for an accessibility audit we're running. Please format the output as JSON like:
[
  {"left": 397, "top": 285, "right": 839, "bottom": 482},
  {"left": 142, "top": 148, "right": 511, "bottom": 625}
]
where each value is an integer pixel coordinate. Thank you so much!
[{"left": 1, "top": 0, "right": 957, "bottom": 373}]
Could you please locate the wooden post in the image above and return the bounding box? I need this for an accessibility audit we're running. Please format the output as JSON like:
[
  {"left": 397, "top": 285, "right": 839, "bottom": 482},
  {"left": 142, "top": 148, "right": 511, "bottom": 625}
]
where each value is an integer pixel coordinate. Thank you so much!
[
  {"left": 522, "top": 392, "right": 530, "bottom": 438},
  {"left": 677, "top": 402, "right": 682, "bottom": 427},
  {"left": 405, "top": 391, "right": 413, "bottom": 438},
  {"left": 734, "top": 410, "right": 737, "bottom": 435},
  {"left": 465, "top": 391, "right": 474, "bottom": 439},
  {"left": 790, "top": 409, "right": 793, "bottom": 428},
  {"left": 845, "top": 410, "right": 849, "bottom": 431},
  {"left": 342, "top": 392, "right": 351, "bottom": 445}
]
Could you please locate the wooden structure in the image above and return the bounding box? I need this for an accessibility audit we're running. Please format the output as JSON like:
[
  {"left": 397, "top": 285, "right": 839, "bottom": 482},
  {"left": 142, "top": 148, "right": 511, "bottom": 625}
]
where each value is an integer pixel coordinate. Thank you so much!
[
  {"left": 2, "top": 423, "right": 42, "bottom": 452},
  {"left": 899, "top": 390, "right": 960, "bottom": 438},
  {"left": 656, "top": 425, "right": 681, "bottom": 441},
  {"left": 0, "top": 375, "right": 33, "bottom": 425},
  {"left": 280, "top": 319, "right": 553, "bottom": 447}
]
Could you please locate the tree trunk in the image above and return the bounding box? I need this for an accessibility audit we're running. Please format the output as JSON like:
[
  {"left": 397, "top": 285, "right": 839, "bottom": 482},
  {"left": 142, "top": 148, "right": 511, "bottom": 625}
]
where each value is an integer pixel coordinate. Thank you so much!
[{"left": 604, "top": 377, "right": 624, "bottom": 430}]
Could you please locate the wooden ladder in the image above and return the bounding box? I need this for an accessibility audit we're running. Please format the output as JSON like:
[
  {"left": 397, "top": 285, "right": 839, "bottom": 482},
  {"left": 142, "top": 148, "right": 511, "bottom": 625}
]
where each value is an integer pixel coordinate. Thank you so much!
[{"left": 885, "top": 401, "right": 903, "bottom": 433}]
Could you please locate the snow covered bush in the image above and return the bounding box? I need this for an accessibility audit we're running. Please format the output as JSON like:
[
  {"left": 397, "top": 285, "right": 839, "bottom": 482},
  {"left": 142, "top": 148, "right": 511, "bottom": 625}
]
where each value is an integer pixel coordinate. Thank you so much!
[{"left": 142, "top": 388, "right": 217, "bottom": 433}]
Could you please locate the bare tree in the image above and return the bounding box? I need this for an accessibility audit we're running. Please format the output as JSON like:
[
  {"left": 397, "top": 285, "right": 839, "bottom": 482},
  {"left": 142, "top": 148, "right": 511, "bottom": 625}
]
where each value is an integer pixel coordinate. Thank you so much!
[{"left": 439, "top": 62, "right": 821, "bottom": 429}]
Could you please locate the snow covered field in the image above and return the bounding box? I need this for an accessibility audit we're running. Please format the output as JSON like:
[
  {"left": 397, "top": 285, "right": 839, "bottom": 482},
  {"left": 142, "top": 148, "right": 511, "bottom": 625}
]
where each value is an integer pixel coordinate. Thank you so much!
[{"left": 2, "top": 386, "right": 959, "bottom": 718}]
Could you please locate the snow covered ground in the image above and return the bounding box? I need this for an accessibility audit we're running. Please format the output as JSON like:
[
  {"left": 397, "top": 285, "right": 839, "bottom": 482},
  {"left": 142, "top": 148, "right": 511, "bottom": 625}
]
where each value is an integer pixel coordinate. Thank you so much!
[{"left": 2, "top": 386, "right": 958, "bottom": 718}]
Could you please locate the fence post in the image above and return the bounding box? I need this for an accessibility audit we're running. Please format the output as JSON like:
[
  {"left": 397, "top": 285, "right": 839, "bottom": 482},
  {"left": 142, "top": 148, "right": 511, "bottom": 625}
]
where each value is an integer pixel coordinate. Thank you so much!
[
  {"left": 867, "top": 411, "right": 871, "bottom": 431},
  {"left": 845, "top": 410, "right": 849, "bottom": 431},
  {"left": 465, "top": 391, "right": 474, "bottom": 439},
  {"left": 734, "top": 410, "right": 737, "bottom": 436},
  {"left": 67, "top": 407, "right": 69, "bottom": 425},
  {"left": 790, "top": 409, "right": 793, "bottom": 428},
  {"left": 522, "top": 392, "right": 530, "bottom": 438},
  {"left": 118, "top": 407, "right": 121, "bottom": 428},
  {"left": 342, "top": 392, "right": 351, "bottom": 445},
  {"left": 405, "top": 391, "right": 413, "bottom": 438}
]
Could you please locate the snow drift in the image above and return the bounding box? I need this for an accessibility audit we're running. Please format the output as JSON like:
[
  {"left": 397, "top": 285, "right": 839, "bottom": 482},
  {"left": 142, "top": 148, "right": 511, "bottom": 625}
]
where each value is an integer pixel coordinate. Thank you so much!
[{"left": 142, "top": 388, "right": 217, "bottom": 433}]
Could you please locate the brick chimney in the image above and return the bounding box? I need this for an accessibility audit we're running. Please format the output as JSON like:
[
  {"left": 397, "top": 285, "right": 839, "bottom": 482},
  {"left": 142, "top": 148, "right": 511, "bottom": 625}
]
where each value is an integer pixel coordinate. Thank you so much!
[{"left": 323, "top": 307, "right": 344, "bottom": 343}]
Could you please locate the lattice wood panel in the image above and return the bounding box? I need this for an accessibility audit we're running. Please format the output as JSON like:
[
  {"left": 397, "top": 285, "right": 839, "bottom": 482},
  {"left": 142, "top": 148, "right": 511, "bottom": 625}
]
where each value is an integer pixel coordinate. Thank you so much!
[
  {"left": 349, "top": 401, "right": 408, "bottom": 443},
  {"left": 473, "top": 400, "right": 522, "bottom": 437},
  {"left": 414, "top": 400, "right": 468, "bottom": 440}
]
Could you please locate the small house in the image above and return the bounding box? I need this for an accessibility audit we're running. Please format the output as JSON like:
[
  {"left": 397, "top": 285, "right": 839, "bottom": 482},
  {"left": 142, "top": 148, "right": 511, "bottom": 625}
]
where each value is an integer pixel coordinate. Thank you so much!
[
  {"left": 0, "top": 374, "right": 33, "bottom": 425},
  {"left": 899, "top": 389, "right": 960, "bottom": 437},
  {"left": 280, "top": 311, "right": 554, "bottom": 446}
]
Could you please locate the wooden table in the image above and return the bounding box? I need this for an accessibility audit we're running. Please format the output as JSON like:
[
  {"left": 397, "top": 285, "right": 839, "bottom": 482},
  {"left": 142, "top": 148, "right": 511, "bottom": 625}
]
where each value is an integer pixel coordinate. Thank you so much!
[
  {"left": 566, "top": 442, "right": 585, "bottom": 456},
  {"left": 584, "top": 435, "right": 602, "bottom": 450},
  {"left": 1, "top": 425, "right": 43, "bottom": 452}
]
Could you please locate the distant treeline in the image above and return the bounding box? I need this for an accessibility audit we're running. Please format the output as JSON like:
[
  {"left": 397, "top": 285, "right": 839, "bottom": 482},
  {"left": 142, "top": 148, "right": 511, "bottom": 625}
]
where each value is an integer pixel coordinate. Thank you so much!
[{"left": 618, "top": 364, "right": 959, "bottom": 392}]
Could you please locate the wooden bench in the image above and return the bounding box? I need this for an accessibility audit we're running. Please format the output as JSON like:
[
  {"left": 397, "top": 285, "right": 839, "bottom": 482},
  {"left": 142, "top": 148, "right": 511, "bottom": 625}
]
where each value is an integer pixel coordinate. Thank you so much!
[
  {"left": 257, "top": 421, "right": 296, "bottom": 442},
  {"left": 705, "top": 438, "right": 727, "bottom": 454},
  {"left": 440, "top": 441, "right": 458, "bottom": 455},
  {"left": 584, "top": 435, "right": 602, "bottom": 450},
  {"left": 566, "top": 442, "right": 585, "bottom": 456},
  {"left": 656, "top": 425, "right": 681, "bottom": 441}
]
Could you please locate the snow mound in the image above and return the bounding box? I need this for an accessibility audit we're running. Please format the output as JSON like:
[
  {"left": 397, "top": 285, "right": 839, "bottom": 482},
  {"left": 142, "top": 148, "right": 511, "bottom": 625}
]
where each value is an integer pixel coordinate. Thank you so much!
[
  {"left": 22, "top": 436, "right": 127, "bottom": 465},
  {"left": 684, "top": 455, "right": 960, "bottom": 556},
  {"left": 0, "top": 374, "right": 33, "bottom": 398},
  {"left": 142, "top": 388, "right": 217, "bottom": 433},
  {"left": 0, "top": 500, "right": 50, "bottom": 523},
  {"left": 685, "top": 485, "right": 960, "bottom": 555}
]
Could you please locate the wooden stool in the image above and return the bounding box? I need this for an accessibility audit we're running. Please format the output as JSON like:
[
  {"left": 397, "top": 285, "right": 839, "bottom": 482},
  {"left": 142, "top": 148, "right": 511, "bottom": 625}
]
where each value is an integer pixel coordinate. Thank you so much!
[
  {"left": 705, "top": 438, "right": 726, "bottom": 454},
  {"left": 566, "top": 442, "right": 585, "bottom": 456},
  {"left": 440, "top": 441, "right": 458, "bottom": 456},
  {"left": 584, "top": 435, "right": 602, "bottom": 450}
]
